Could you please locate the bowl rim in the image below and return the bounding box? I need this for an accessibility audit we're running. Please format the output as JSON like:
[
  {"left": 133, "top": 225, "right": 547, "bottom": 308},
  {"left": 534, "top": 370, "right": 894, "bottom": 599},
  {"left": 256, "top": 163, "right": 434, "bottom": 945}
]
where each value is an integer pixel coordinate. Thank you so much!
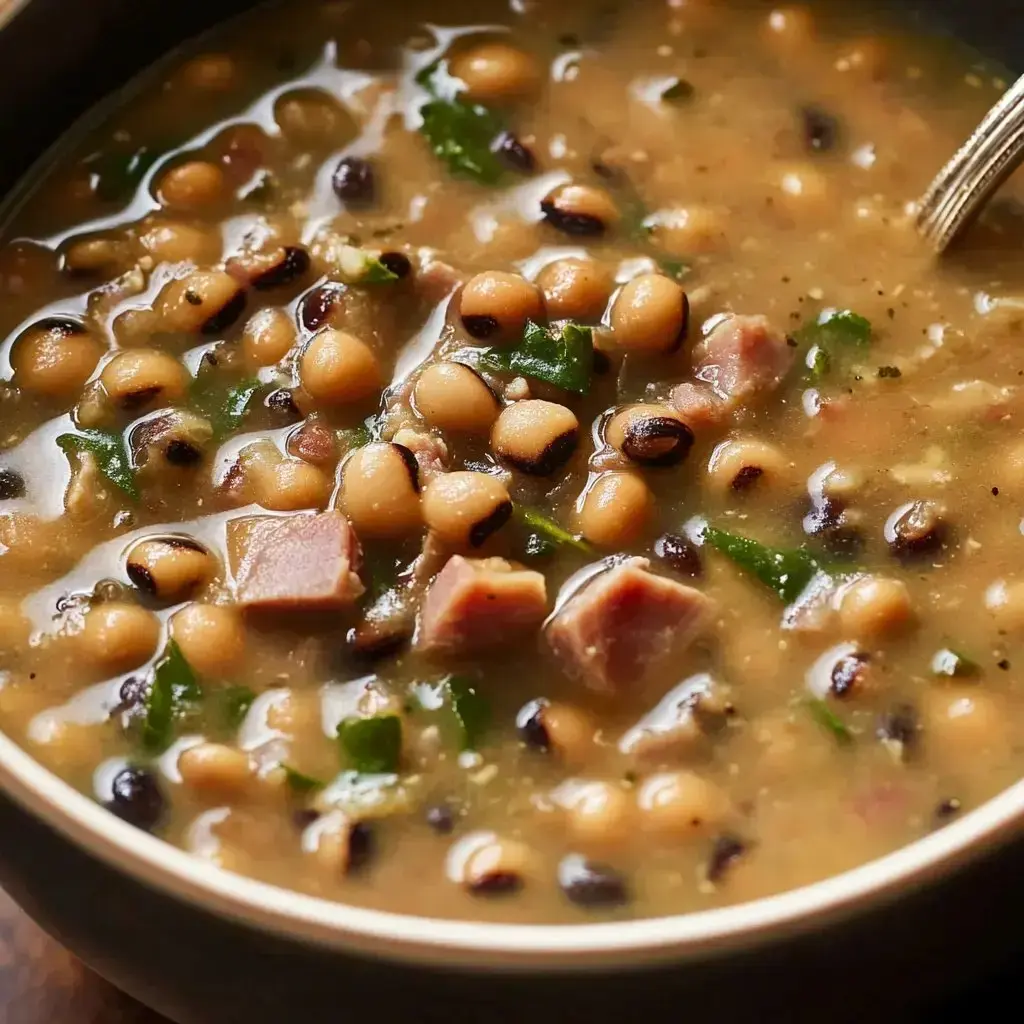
[{"left": 0, "top": 724, "right": 1022, "bottom": 967}]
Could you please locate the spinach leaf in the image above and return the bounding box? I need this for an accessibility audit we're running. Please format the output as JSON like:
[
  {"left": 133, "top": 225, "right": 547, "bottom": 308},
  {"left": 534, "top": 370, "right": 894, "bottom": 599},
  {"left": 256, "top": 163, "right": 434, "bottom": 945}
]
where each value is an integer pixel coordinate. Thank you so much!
[
  {"left": 191, "top": 375, "right": 262, "bottom": 440},
  {"left": 805, "top": 698, "right": 854, "bottom": 746},
  {"left": 445, "top": 675, "right": 490, "bottom": 751},
  {"left": 481, "top": 320, "right": 594, "bottom": 395},
  {"left": 514, "top": 505, "right": 592, "bottom": 554},
  {"left": 931, "top": 648, "right": 979, "bottom": 678},
  {"left": 56, "top": 429, "right": 138, "bottom": 501},
  {"left": 88, "top": 142, "right": 168, "bottom": 202},
  {"left": 142, "top": 640, "right": 202, "bottom": 753},
  {"left": 282, "top": 765, "right": 326, "bottom": 794},
  {"left": 702, "top": 525, "right": 820, "bottom": 604},
  {"left": 797, "top": 309, "right": 871, "bottom": 378},
  {"left": 330, "top": 245, "right": 400, "bottom": 284},
  {"left": 215, "top": 685, "right": 256, "bottom": 730},
  {"left": 338, "top": 714, "right": 402, "bottom": 774},
  {"left": 416, "top": 60, "right": 508, "bottom": 185}
]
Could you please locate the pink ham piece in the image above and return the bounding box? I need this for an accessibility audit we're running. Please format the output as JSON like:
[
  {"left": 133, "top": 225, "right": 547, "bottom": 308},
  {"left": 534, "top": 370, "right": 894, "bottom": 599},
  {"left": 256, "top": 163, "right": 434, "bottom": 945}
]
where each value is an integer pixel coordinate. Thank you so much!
[
  {"left": 547, "top": 558, "right": 713, "bottom": 693},
  {"left": 671, "top": 314, "right": 793, "bottom": 425},
  {"left": 416, "top": 555, "right": 548, "bottom": 652},
  {"left": 229, "top": 511, "right": 364, "bottom": 611}
]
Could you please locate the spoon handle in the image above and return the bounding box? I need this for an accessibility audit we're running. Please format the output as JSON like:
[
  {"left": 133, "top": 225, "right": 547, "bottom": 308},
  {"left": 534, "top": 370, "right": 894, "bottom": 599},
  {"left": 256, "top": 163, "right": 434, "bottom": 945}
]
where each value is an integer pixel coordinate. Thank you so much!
[{"left": 915, "top": 74, "right": 1024, "bottom": 253}]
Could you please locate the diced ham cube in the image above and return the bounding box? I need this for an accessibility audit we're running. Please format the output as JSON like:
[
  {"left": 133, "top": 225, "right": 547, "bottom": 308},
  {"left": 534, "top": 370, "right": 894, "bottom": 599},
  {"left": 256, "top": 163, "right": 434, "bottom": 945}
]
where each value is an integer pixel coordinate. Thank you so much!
[
  {"left": 416, "top": 555, "right": 548, "bottom": 652},
  {"left": 229, "top": 511, "right": 364, "bottom": 611},
  {"left": 672, "top": 314, "right": 793, "bottom": 421},
  {"left": 667, "top": 381, "right": 727, "bottom": 429},
  {"left": 547, "top": 558, "right": 713, "bottom": 693}
]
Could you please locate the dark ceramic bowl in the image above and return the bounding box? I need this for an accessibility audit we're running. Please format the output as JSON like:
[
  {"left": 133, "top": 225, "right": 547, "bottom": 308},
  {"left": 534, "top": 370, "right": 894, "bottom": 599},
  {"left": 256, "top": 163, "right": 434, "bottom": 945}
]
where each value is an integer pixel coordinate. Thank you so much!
[{"left": 0, "top": 2, "right": 1022, "bottom": 1021}]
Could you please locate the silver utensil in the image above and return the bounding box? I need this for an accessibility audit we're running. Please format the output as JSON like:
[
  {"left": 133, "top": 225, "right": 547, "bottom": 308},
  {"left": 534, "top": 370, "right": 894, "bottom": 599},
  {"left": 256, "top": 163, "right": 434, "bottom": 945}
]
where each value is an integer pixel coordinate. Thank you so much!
[{"left": 916, "top": 74, "right": 1024, "bottom": 252}]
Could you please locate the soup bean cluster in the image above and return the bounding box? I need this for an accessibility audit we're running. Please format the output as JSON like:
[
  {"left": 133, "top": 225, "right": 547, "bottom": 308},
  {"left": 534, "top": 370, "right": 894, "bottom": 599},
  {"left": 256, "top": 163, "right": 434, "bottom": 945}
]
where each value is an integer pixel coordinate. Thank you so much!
[{"left": 0, "top": 0, "right": 1021, "bottom": 923}]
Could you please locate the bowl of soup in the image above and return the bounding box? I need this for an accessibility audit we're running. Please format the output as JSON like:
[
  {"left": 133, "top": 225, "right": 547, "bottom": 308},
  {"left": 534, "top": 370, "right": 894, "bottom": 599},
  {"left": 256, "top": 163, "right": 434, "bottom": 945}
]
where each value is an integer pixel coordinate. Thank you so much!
[{"left": 1, "top": 0, "right": 1024, "bottom": 1019}]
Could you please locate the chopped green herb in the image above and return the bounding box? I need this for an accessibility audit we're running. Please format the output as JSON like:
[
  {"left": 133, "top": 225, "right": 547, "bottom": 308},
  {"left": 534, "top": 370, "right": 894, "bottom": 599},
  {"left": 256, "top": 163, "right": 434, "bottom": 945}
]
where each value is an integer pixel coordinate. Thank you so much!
[
  {"left": 191, "top": 375, "right": 262, "bottom": 440},
  {"left": 661, "top": 77, "right": 696, "bottom": 102},
  {"left": 142, "top": 640, "right": 202, "bottom": 753},
  {"left": 282, "top": 765, "right": 325, "bottom": 794},
  {"left": 797, "top": 309, "right": 872, "bottom": 378},
  {"left": 338, "top": 714, "right": 402, "bottom": 774},
  {"left": 88, "top": 142, "right": 168, "bottom": 202},
  {"left": 931, "top": 648, "right": 979, "bottom": 678},
  {"left": 339, "top": 423, "right": 372, "bottom": 451},
  {"left": 56, "top": 429, "right": 138, "bottom": 501},
  {"left": 215, "top": 685, "right": 256, "bottom": 730},
  {"left": 445, "top": 675, "right": 490, "bottom": 751},
  {"left": 657, "top": 256, "right": 692, "bottom": 281},
  {"left": 514, "top": 505, "right": 592, "bottom": 554},
  {"left": 523, "top": 532, "right": 558, "bottom": 561},
  {"left": 416, "top": 61, "right": 507, "bottom": 185},
  {"left": 332, "top": 245, "right": 400, "bottom": 284},
  {"left": 481, "top": 320, "right": 594, "bottom": 395},
  {"left": 805, "top": 698, "right": 854, "bottom": 745},
  {"left": 702, "top": 525, "right": 820, "bottom": 604}
]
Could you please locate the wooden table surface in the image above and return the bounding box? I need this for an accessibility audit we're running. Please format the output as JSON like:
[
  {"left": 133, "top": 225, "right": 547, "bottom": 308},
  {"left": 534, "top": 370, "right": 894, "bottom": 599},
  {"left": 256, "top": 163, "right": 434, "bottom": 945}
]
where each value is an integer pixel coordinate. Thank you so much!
[{"left": 0, "top": 889, "right": 164, "bottom": 1024}]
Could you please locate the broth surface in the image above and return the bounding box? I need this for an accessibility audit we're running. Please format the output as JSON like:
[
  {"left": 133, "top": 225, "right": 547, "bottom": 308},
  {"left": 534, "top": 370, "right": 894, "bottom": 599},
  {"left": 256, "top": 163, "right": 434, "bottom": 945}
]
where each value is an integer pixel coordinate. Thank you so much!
[{"left": 0, "top": 0, "right": 1022, "bottom": 923}]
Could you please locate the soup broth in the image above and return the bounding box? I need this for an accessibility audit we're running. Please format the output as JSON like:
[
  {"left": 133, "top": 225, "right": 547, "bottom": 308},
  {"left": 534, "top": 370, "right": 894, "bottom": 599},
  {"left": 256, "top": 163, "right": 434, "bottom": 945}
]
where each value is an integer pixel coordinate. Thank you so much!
[{"left": 0, "top": 0, "right": 1021, "bottom": 923}]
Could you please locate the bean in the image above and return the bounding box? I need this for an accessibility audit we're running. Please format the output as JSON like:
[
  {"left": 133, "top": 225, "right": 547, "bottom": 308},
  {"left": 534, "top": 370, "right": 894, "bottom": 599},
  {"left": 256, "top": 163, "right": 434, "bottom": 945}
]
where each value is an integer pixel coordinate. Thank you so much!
[
  {"left": 541, "top": 184, "right": 619, "bottom": 237},
  {"left": 516, "top": 698, "right": 594, "bottom": 764},
  {"left": 332, "top": 156, "right": 376, "bottom": 205},
  {"left": 606, "top": 404, "right": 693, "bottom": 467},
  {"left": 300, "top": 328, "right": 382, "bottom": 404},
  {"left": 707, "top": 437, "right": 789, "bottom": 493},
  {"left": 249, "top": 246, "right": 311, "bottom": 291},
  {"left": 421, "top": 471, "right": 512, "bottom": 548},
  {"left": 160, "top": 270, "right": 247, "bottom": 335},
  {"left": 636, "top": 771, "right": 732, "bottom": 838},
  {"left": 338, "top": 442, "right": 423, "bottom": 539},
  {"left": 107, "top": 766, "right": 165, "bottom": 832},
  {"left": 0, "top": 469, "right": 26, "bottom": 501},
  {"left": 610, "top": 274, "right": 689, "bottom": 353},
  {"left": 536, "top": 258, "right": 614, "bottom": 322},
  {"left": 125, "top": 536, "right": 214, "bottom": 603},
  {"left": 156, "top": 160, "right": 228, "bottom": 211},
  {"left": 460, "top": 271, "right": 544, "bottom": 342},
  {"left": 492, "top": 400, "right": 579, "bottom": 475},
  {"left": 242, "top": 307, "right": 296, "bottom": 367},
  {"left": 178, "top": 743, "right": 253, "bottom": 793},
  {"left": 10, "top": 319, "right": 105, "bottom": 401},
  {"left": 579, "top": 471, "right": 653, "bottom": 548},
  {"left": 448, "top": 42, "right": 540, "bottom": 103},
  {"left": 557, "top": 854, "right": 630, "bottom": 908},
  {"left": 170, "top": 603, "right": 247, "bottom": 678},
  {"left": 414, "top": 363, "right": 500, "bottom": 436},
  {"left": 563, "top": 781, "right": 634, "bottom": 847},
  {"left": 100, "top": 349, "right": 188, "bottom": 412},
  {"left": 653, "top": 533, "right": 703, "bottom": 578},
  {"left": 838, "top": 576, "right": 914, "bottom": 638},
  {"left": 79, "top": 602, "right": 161, "bottom": 676}
]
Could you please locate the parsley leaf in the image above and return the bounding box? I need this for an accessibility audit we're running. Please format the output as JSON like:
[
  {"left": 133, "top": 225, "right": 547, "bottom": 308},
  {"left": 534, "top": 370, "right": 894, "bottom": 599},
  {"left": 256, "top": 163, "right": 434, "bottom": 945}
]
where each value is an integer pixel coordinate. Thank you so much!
[
  {"left": 931, "top": 648, "right": 979, "bottom": 678},
  {"left": 513, "top": 505, "right": 592, "bottom": 554},
  {"left": 805, "top": 698, "right": 854, "bottom": 746},
  {"left": 445, "top": 675, "right": 490, "bottom": 751},
  {"left": 142, "top": 641, "right": 202, "bottom": 753},
  {"left": 416, "top": 60, "right": 508, "bottom": 185},
  {"left": 56, "top": 429, "right": 138, "bottom": 501},
  {"left": 797, "top": 309, "right": 872, "bottom": 378},
  {"left": 191, "top": 375, "right": 262, "bottom": 440},
  {"left": 481, "top": 320, "right": 594, "bottom": 395},
  {"left": 282, "top": 765, "right": 326, "bottom": 794},
  {"left": 338, "top": 714, "right": 402, "bottom": 774},
  {"left": 701, "top": 524, "right": 820, "bottom": 604}
]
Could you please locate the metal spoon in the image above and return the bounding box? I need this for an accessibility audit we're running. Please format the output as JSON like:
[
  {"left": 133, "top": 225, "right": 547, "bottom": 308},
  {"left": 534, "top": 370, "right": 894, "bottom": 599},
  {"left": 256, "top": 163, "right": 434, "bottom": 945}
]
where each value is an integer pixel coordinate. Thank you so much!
[{"left": 916, "top": 74, "right": 1024, "bottom": 253}]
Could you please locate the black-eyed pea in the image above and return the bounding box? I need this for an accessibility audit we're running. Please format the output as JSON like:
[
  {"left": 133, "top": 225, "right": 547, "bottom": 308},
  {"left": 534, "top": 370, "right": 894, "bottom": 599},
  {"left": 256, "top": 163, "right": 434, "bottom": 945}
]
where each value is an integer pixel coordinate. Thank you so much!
[
  {"left": 413, "top": 363, "right": 500, "bottom": 435},
  {"left": 837, "top": 576, "right": 914, "bottom": 639},
  {"left": 178, "top": 743, "right": 253, "bottom": 794},
  {"left": 517, "top": 698, "right": 595, "bottom": 765},
  {"left": 707, "top": 436, "right": 791, "bottom": 494},
  {"left": 448, "top": 42, "right": 540, "bottom": 103},
  {"left": 541, "top": 184, "right": 619, "bottom": 237},
  {"left": 605, "top": 404, "right": 694, "bottom": 467},
  {"left": 159, "top": 270, "right": 247, "bottom": 334},
  {"left": 299, "top": 328, "right": 382, "bottom": 405},
  {"left": 459, "top": 271, "right": 544, "bottom": 341},
  {"left": 10, "top": 319, "right": 105, "bottom": 402},
  {"left": 303, "top": 811, "right": 375, "bottom": 874},
  {"left": 100, "top": 349, "right": 189, "bottom": 412},
  {"left": 421, "top": 471, "right": 513, "bottom": 548},
  {"left": 242, "top": 307, "right": 296, "bottom": 368},
  {"left": 610, "top": 274, "right": 689, "bottom": 353},
  {"left": 126, "top": 536, "right": 215, "bottom": 603},
  {"left": 170, "top": 602, "right": 247, "bottom": 678},
  {"left": 579, "top": 471, "right": 653, "bottom": 548},
  {"left": 446, "top": 830, "right": 534, "bottom": 895},
  {"left": 273, "top": 88, "right": 356, "bottom": 148},
  {"left": 338, "top": 442, "right": 422, "bottom": 539},
  {"left": 491, "top": 400, "right": 579, "bottom": 475},
  {"left": 648, "top": 205, "right": 728, "bottom": 255},
  {"left": 62, "top": 235, "right": 133, "bottom": 276},
  {"left": 536, "top": 258, "right": 614, "bottom": 322},
  {"left": 560, "top": 780, "right": 635, "bottom": 848},
  {"left": 241, "top": 444, "right": 333, "bottom": 511},
  {"left": 78, "top": 602, "right": 161, "bottom": 676},
  {"left": 137, "top": 220, "right": 221, "bottom": 266},
  {"left": 129, "top": 410, "right": 214, "bottom": 472},
  {"left": 922, "top": 688, "right": 1012, "bottom": 767},
  {"left": 636, "top": 771, "right": 733, "bottom": 838},
  {"left": 156, "top": 161, "right": 229, "bottom": 211}
]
